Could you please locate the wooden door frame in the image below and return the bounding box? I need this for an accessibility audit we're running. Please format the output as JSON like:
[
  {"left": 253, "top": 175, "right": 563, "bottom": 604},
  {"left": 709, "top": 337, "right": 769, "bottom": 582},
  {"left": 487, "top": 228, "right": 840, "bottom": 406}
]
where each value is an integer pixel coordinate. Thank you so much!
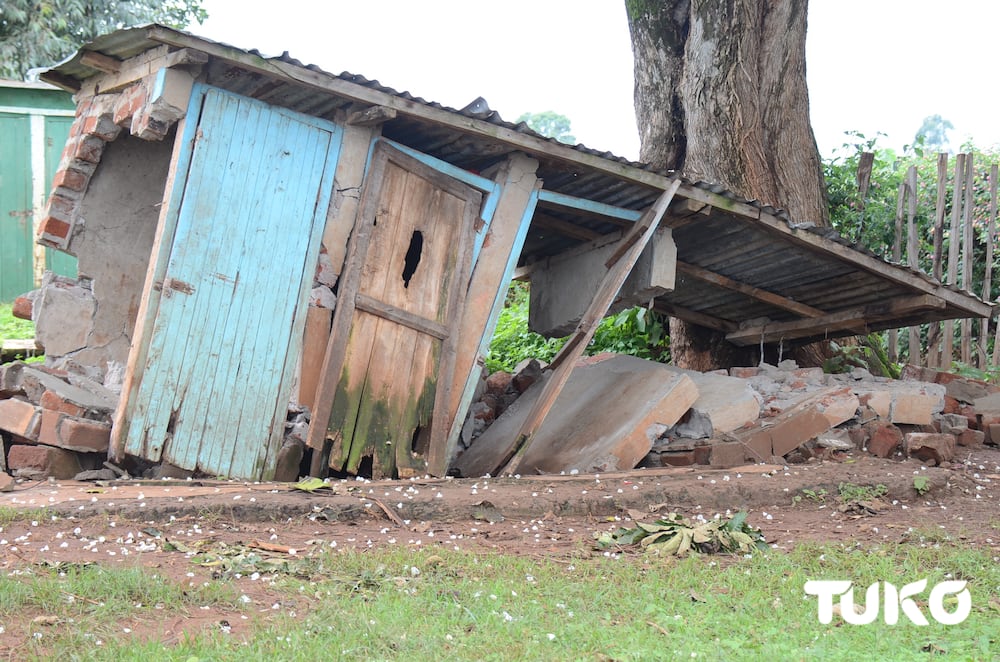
[
  {"left": 110, "top": 84, "right": 343, "bottom": 475},
  {"left": 307, "top": 141, "right": 480, "bottom": 476}
]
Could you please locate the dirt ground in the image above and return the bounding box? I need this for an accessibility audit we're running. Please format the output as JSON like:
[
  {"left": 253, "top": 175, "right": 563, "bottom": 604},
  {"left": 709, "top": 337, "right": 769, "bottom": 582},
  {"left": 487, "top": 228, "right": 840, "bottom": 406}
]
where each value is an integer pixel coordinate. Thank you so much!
[{"left": 1, "top": 446, "right": 998, "bottom": 650}]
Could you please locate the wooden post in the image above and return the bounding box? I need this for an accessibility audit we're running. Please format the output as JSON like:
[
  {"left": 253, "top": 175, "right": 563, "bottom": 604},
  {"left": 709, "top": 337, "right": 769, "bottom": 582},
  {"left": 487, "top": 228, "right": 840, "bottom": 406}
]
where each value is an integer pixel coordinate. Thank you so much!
[
  {"left": 981, "top": 164, "right": 998, "bottom": 367},
  {"left": 855, "top": 151, "right": 875, "bottom": 243},
  {"left": 906, "top": 166, "right": 921, "bottom": 364},
  {"left": 943, "top": 153, "right": 967, "bottom": 368},
  {"left": 961, "top": 154, "right": 975, "bottom": 366},
  {"left": 498, "top": 181, "right": 681, "bottom": 475},
  {"left": 926, "top": 153, "right": 949, "bottom": 367},
  {"left": 888, "top": 181, "right": 906, "bottom": 363}
]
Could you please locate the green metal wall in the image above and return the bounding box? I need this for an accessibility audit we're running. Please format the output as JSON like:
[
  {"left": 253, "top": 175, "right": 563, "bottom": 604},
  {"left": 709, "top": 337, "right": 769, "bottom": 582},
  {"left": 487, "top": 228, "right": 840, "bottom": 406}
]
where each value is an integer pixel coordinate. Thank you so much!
[{"left": 0, "top": 84, "right": 77, "bottom": 302}]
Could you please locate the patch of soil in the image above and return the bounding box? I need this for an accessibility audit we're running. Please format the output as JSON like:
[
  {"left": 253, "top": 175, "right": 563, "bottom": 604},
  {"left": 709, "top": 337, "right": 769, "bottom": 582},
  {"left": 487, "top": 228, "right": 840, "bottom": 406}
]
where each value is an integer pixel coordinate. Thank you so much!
[{"left": 1, "top": 446, "right": 997, "bottom": 653}]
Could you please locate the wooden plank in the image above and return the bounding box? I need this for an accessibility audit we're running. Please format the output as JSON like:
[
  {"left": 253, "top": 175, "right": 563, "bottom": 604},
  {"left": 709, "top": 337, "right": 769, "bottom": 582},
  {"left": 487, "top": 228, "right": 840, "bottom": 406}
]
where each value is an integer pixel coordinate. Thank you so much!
[
  {"left": 347, "top": 105, "right": 397, "bottom": 126},
  {"left": 942, "top": 154, "right": 967, "bottom": 367},
  {"left": 726, "top": 295, "right": 947, "bottom": 345},
  {"left": 536, "top": 189, "right": 644, "bottom": 222},
  {"left": 889, "top": 181, "right": 906, "bottom": 362},
  {"left": 989, "top": 164, "right": 1000, "bottom": 367},
  {"left": 500, "top": 181, "right": 680, "bottom": 475},
  {"left": 533, "top": 212, "right": 603, "bottom": 242},
  {"left": 298, "top": 306, "right": 332, "bottom": 412},
  {"left": 307, "top": 146, "right": 390, "bottom": 461},
  {"left": 676, "top": 261, "right": 828, "bottom": 318},
  {"left": 79, "top": 51, "right": 122, "bottom": 74},
  {"left": 981, "top": 163, "right": 998, "bottom": 366},
  {"left": 752, "top": 208, "right": 993, "bottom": 319},
  {"left": 854, "top": 151, "right": 875, "bottom": 242},
  {"left": 355, "top": 293, "right": 449, "bottom": 339},
  {"left": 310, "top": 142, "right": 480, "bottom": 478},
  {"left": 651, "top": 302, "right": 737, "bottom": 333},
  {"left": 116, "top": 87, "right": 341, "bottom": 480},
  {"left": 926, "top": 153, "right": 949, "bottom": 368},
  {"left": 906, "top": 166, "right": 921, "bottom": 364},
  {"left": 73, "top": 47, "right": 207, "bottom": 96},
  {"left": 439, "top": 153, "right": 540, "bottom": 476},
  {"left": 322, "top": 121, "right": 377, "bottom": 279},
  {"left": 111, "top": 86, "right": 207, "bottom": 462},
  {"left": 962, "top": 154, "right": 975, "bottom": 365}
]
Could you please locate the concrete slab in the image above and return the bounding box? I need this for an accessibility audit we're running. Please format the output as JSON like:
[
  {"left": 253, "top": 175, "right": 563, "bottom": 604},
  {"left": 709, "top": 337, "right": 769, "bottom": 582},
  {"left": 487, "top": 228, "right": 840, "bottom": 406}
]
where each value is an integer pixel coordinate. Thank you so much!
[
  {"left": 664, "top": 367, "right": 761, "bottom": 437},
  {"left": 528, "top": 228, "right": 675, "bottom": 337},
  {"left": 453, "top": 355, "right": 698, "bottom": 477}
]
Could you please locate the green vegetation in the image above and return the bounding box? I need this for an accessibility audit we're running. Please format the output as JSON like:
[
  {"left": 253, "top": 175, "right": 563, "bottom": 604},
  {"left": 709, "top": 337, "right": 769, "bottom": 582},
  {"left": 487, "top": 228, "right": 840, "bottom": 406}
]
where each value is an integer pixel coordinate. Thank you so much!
[
  {"left": 515, "top": 111, "right": 576, "bottom": 145},
  {"left": 486, "top": 282, "right": 669, "bottom": 373},
  {"left": 0, "top": 0, "right": 207, "bottom": 80},
  {"left": 1, "top": 542, "right": 996, "bottom": 659},
  {"left": 0, "top": 303, "right": 34, "bottom": 343},
  {"left": 837, "top": 482, "right": 889, "bottom": 503}
]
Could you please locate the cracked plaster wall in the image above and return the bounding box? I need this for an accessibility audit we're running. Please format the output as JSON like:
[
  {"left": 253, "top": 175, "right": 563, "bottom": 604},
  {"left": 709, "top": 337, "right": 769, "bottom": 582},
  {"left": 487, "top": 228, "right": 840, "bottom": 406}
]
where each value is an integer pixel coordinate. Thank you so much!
[{"left": 37, "top": 132, "right": 173, "bottom": 386}]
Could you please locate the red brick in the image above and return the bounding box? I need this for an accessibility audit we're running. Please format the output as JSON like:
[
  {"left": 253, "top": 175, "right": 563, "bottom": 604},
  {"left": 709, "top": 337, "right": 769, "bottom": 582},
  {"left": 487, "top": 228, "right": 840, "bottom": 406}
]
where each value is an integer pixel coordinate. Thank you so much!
[
  {"left": 37, "top": 409, "right": 61, "bottom": 446},
  {"left": 956, "top": 429, "right": 985, "bottom": 447},
  {"left": 56, "top": 416, "right": 110, "bottom": 453},
  {"left": 7, "top": 444, "right": 82, "bottom": 479},
  {"left": 51, "top": 167, "right": 89, "bottom": 193},
  {"left": 37, "top": 410, "right": 110, "bottom": 453},
  {"left": 865, "top": 422, "right": 902, "bottom": 458},
  {"left": 900, "top": 364, "right": 938, "bottom": 382},
  {"left": 131, "top": 111, "right": 169, "bottom": 141},
  {"left": 0, "top": 398, "right": 41, "bottom": 439},
  {"left": 659, "top": 450, "right": 698, "bottom": 466},
  {"left": 113, "top": 85, "right": 146, "bottom": 125},
  {"left": 730, "top": 367, "right": 761, "bottom": 378},
  {"left": 942, "top": 395, "right": 960, "bottom": 414},
  {"left": 40, "top": 390, "right": 87, "bottom": 418},
  {"left": 47, "top": 193, "right": 75, "bottom": 218},
  {"left": 70, "top": 135, "right": 105, "bottom": 163},
  {"left": 904, "top": 432, "right": 956, "bottom": 465},
  {"left": 987, "top": 424, "right": 1000, "bottom": 446},
  {"left": 38, "top": 216, "right": 71, "bottom": 241},
  {"left": 80, "top": 113, "right": 121, "bottom": 141},
  {"left": 11, "top": 296, "right": 32, "bottom": 320},
  {"left": 709, "top": 441, "right": 747, "bottom": 468},
  {"left": 485, "top": 371, "right": 512, "bottom": 396}
]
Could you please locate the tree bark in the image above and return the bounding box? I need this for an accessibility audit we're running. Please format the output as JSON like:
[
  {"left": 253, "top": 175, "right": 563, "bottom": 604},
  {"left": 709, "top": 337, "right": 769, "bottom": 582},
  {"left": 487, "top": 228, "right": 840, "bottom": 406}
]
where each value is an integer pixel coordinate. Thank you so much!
[{"left": 627, "top": 0, "right": 830, "bottom": 369}]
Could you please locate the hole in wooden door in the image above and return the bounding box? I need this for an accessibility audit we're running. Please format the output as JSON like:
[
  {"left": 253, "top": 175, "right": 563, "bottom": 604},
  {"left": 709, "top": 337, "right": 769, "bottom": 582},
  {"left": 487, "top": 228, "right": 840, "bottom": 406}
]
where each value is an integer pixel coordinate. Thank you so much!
[
  {"left": 410, "top": 423, "right": 431, "bottom": 455},
  {"left": 401, "top": 230, "right": 423, "bottom": 288}
]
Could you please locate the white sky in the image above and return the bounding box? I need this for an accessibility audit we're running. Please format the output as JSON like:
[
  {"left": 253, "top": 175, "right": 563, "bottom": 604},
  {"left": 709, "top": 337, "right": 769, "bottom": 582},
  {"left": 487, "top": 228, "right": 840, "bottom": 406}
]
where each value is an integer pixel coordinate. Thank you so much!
[{"left": 194, "top": 0, "right": 1000, "bottom": 161}]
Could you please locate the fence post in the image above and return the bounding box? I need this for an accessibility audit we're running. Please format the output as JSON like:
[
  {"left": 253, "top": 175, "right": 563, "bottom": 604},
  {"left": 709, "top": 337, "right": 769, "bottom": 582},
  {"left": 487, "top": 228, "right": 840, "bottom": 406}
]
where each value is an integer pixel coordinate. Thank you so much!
[
  {"left": 944, "top": 153, "right": 967, "bottom": 369},
  {"left": 926, "top": 153, "right": 949, "bottom": 367}
]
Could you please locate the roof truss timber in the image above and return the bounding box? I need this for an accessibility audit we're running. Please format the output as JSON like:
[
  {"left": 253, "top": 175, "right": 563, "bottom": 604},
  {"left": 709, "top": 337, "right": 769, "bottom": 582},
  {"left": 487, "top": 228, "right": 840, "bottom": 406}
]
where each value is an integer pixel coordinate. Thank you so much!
[{"left": 726, "top": 295, "right": 947, "bottom": 346}]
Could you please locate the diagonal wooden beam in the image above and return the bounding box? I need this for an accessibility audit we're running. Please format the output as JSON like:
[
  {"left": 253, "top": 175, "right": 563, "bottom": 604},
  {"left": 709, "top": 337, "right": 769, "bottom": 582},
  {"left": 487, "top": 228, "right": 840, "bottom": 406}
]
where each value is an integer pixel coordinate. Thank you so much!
[
  {"left": 676, "top": 261, "right": 828, "bottom": 318},
  {"left": 725, "top": 295, "right": 946, "bottom": 346},
  {"left": 499, "top": 181, "right": 681, "bottom": 475}
]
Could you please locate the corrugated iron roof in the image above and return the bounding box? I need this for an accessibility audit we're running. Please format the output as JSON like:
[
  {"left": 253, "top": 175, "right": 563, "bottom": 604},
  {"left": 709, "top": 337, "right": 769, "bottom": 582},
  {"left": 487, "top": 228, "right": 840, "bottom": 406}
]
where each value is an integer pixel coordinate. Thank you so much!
[{"left": 40, "top": 25, "right": 995, "bottom": 347}]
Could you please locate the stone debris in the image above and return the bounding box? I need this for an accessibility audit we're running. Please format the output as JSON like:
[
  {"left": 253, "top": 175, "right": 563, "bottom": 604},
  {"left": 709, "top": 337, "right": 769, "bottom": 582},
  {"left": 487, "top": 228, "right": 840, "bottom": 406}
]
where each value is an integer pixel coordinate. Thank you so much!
[
  {"left": 3, "top": 341, "right": 1000, "bottom": 482},
  {"left": 456, "top": 355, "right": 1000, "bottom": 476}
]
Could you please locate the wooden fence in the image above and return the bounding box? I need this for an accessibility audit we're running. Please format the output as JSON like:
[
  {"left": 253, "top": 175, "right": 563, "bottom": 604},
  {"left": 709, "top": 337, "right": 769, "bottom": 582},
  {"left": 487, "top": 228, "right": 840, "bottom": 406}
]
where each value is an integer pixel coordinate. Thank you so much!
[{"left": 869, "top": 152, "right": 999, "bottom": 370}]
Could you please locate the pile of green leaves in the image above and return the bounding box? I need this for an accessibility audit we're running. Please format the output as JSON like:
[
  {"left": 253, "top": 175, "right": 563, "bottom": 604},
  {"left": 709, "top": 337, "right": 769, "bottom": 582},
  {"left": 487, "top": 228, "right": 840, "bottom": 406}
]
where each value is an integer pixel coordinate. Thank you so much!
[{"left": 596, "top": 511, "right": 767, "bottom": 557}]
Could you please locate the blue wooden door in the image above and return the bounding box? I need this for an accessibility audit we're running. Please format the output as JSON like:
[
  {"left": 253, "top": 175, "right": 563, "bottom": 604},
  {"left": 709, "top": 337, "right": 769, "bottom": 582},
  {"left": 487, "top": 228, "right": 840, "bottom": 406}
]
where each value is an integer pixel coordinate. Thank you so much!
[{"left": 121, "top": 87, "right": 341, "bottom": 479}]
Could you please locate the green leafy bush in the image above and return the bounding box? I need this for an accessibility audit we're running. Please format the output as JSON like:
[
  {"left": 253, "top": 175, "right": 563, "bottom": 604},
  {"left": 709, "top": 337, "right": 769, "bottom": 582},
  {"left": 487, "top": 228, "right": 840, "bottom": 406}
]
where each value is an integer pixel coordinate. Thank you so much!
[{"left": 485, "top": 283, "right": 670, "bottom": 373}]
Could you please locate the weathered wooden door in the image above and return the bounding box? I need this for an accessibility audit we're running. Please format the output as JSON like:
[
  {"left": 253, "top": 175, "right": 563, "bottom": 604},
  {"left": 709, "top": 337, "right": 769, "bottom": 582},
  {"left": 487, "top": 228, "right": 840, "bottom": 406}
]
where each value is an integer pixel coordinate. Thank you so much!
[
  {"left": 318, "top": 142, "right": 479, "bottom": 478},
  {"left": 120, "top": 86, "right": 341, "bottom": 479}
]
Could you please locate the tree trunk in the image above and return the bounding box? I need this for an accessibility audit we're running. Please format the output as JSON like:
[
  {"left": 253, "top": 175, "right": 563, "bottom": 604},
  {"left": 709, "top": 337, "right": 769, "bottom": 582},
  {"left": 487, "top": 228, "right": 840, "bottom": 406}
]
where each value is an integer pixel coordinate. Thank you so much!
[{"left": 627, "top": 0, "right": 830, "bottom": 370}]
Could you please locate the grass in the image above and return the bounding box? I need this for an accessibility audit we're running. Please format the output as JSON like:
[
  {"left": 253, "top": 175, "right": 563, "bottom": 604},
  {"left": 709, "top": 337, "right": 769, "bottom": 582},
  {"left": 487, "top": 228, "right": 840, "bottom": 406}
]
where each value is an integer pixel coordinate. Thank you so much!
[
  {"left": 1, "top": 541, "right": 997, "bottom": 660},
  {"left": 0, "top": 303, "right": 34, "bottom": 342}
]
